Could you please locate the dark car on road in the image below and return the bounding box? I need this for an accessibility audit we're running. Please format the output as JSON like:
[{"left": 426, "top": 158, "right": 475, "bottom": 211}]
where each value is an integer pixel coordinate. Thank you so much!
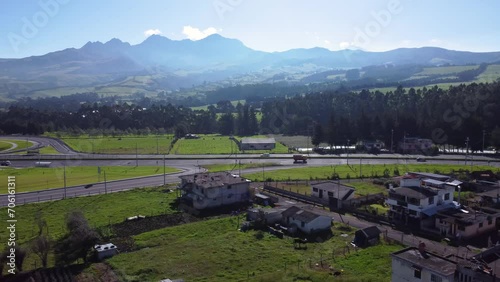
[{"left": 0, "top": 160, "right": 11, "bottom": 166}]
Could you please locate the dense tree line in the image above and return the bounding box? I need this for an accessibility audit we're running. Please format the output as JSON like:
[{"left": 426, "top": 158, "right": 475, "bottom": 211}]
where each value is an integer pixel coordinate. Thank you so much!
[{"left": 1, "top": 80, "right": 500, "bottom": 150}]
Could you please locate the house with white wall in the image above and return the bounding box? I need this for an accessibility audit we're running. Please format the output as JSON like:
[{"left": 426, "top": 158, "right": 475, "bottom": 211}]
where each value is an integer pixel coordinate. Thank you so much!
[
  {"left": 386, "top": 178, "right": 456, "bottom": 225},
  {"left": 391, "top": 245, "right": 456, "bottom": 282},
  {"left": 311, "top": 181, "right": 355, "bottom": 206},
  {"left": 281, "top": 206, "right": 332, "bottom": 234},
  {"left": 179, "top": 172, "right": 251, "bottom": 210}
]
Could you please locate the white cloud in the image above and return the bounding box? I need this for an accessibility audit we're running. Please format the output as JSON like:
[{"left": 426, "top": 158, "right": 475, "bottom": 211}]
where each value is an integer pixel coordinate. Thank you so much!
[
  {"left": 324, "top": 40, "right": 331, "bottom": 45},
  {"left": 144, "top": 29, "right": 162, "bottom": 37},
  {"left": 339, "top": 41, "right": 351, "bottom": 49},
  {"left": 429, "top": 38, "right": 442, "bottom": 45},
  {"left": 182, "top": 26, "right": 218, "bottom": 40}
]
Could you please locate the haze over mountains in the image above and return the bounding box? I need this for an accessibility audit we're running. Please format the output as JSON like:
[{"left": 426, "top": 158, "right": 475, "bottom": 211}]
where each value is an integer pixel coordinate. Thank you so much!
[{"left": 1, "top": 34, "right": 500, "bottom": 99}]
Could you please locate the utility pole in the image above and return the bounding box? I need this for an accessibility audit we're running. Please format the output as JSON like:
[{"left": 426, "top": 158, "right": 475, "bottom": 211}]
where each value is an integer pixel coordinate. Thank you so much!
[
  {"left": 465, "top": 137, "right": 469, "bottom": 166},
  {"left": 104, "top": 170, "right": 107, "bottom": 194},
  {"left": 482, "top": 130, "right": 486, "bottom": 153},
  {"left": 390, "top": 129, "right": 394, "bottom": 153},
  {"left": 156, "top": 136, "right": 159, "bottom": 155},
  {"left": 403, "top": 131, "right": 406, "bottom": 155},
  {"left": 135, "top": 142, "right": 138, "bottom": 167},
  {"left": 64, "top": 165, "right": 67, "bottom": 199},
  {"left": 359, "top": 158, "right": 362, "bottom": 178},
  {"left": 347, "top": 139, "right": 350, "bottom": 166},
  {"left": 163, "top": 154, "right": 166, "bottom": 186}
]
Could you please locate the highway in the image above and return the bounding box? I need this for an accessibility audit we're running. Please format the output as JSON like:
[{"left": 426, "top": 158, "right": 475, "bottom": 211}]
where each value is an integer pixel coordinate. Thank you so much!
[{"left": 1, "top": 135, "right": 499, "bottom": 207}]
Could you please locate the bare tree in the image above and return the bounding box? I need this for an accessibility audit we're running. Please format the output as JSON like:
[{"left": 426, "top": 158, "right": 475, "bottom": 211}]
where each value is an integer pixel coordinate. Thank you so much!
[
  {"left": 32, "top": 235, "right": 51, "bottom": 268},
  {"left": 55, "top": 211, "right": 99, "bottom": 265}
]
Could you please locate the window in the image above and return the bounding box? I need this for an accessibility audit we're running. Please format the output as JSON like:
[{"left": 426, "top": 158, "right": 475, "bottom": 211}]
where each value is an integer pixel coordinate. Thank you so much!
[
  {"left": 431, "top": 273, "right": 442, "bottom": 282},
  {"left": 301, "top": 222, "right": 305, "bottom": 227},
  {"left": 479, "top": 222, "right": 483, "bottom": 228},
  {"left": 328, "top": 191, "right": 333, "bottom": 197},
  {"left": 428, "top": 197, "right": 434, "bottom": 204},
  {"left": 444, "top": 193, "right": 450, "bottom": 200},
  {"left": 313, "top": 188, "right": 318, "bottom": 192},
  {"left": 488, "top": 219, "right": 493, "bottom": 225},
  {"left": 413, "top": 268, "right": 422, "bottom": 279},
  {"left": 227, "top": 185, "right": 232, "bottom": 189}
]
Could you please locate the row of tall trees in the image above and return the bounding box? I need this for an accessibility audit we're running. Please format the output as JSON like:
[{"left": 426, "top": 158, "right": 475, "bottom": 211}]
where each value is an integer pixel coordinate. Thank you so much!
[{"left": 1, "top": 81, "right": 500, "bottom": 149}]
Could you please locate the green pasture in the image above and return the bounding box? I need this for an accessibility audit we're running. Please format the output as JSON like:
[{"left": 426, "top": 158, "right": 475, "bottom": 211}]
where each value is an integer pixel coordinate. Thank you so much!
[
  {"left": 0, "top": 166, "right": 179, "bottom": 193},
  {"left": 171, "top": 135, "right": 290, "bottom": 154},
  {"left": 0, "top": 187, "right": 179, "bottom": 271},
  {"left": 109, "top": 216, "right": 401, "bottom": 281},
  {"left": 61, "top": 135, "right": 174, "bottom": 154},
  {"left": 243, "top": 164, "right": 499, "bottom": 182}
]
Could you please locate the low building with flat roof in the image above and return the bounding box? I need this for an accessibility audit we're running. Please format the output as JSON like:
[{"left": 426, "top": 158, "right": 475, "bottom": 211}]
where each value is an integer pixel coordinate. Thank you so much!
[{"left": 239, "top": 137, "right": 276, "bottom": 150}]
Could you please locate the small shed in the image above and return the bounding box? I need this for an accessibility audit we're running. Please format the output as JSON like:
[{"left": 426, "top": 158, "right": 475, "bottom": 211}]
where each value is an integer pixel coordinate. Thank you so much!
[
  {"left": 239, "top": 138, "right": 276, "bottom": 150},
  {"left": 352, "top": 226, "right": 381, "bottom": 248},
  {"left": 247, "top": 207, "right": 285, "bottom": 225},
  {"left": 282, "top": 206, "right": 332, "bottom": 234},
  {"left": 94, "top": 243, "right": 118, "bottom": 260}
]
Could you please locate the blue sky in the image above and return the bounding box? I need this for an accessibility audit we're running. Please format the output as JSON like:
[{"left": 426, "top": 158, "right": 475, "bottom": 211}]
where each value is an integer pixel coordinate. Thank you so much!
[{"left": 1, "top": 0, "right": 499, "bottom": 58}]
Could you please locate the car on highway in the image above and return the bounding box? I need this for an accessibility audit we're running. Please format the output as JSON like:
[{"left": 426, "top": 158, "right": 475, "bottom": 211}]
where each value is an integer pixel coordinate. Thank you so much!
[
  {"left": 416, "top": 157, "right": 426, "bottom": 162},
  {"left": 0, "top": 160, "right": 11, "bottom": 166},
  {"left": 84, "top": 184, "right": 93, "bottom": 189}
]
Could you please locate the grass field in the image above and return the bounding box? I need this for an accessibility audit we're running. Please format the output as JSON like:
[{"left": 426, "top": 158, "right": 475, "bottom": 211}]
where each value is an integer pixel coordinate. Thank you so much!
[
  {"left": 109, "top": 216, "right": 401, "bottom": 281},
  {"left": 0, "top": 187, "right": 179, "bottom": 271},
  {"left": 243, "top": 164, "right": 499, "bottom": 181},
  {"left": 476, "top": 64, "right": 500, "bottom": 82},
  {"left": 0, "top": 166, "right": 179, "bottom": 193},
  {"left": 38, "top": 145, "right": 61, "bottom": 154},
  {"left": 171, "top": 135, "right": 290, "bottom": 154},
  {"left": 202, "top": 162, "right": 282, "bottom": 172},
  {"left": 267, "top": 181, "right": 387, "bottom": 197},
  {"left": 0, "top": 139, "right": 34, "bottom": 152},
  {"left": 61, "top": 135, "right": 174, "bottom": 154},
  {"left": 416, "top": 65, "right": 478, "bottom": 76}
]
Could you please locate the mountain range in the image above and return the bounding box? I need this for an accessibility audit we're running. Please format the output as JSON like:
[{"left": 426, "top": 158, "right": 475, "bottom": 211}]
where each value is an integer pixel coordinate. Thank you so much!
[{"left": 1, "top": 34, "right": 500, "bottom": 99}]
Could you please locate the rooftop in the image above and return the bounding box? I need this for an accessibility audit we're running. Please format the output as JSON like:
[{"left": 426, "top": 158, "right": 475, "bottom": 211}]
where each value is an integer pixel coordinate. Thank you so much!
[
  {"left": 312, "top": 181, "right": 354, "bottom": 194},
  {"left": 282, "top": 206, "right": 326, "bottom": 223},
  {"left": 392, "top": 247, "right": 457, "bottom": 276},
  {"left": 240, "top": 137, "right": 276, "bottom": 144},
  {"left": 391, "top": 186, "right": 437, "bottom": 199},
  {"left": 180, "top": 171, "right": 250, "bottom": 189},
  {"left": 437, "top": 207, "right": 497, "bottom": 225},
  {"left": 407, "top": 172, "right": 450, "bottom": 181}
]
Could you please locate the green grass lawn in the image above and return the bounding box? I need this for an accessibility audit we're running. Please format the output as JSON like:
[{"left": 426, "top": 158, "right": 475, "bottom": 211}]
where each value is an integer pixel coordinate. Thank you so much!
[
  {"left": 202, "top": 162, "right": 281, "bottom": 172},
  {"left": 347, "top": 181, "right": 388, "bottom": 196},
  {"left": 0, "top": 166, "right": 179, "bottom": 193},
  {"left": 0, "top": 187, "right": 179, "bottom": 271},
  {"left": 0, "top": 140, "right": 12, "bottom": 151},
  {"left": 61, "top": 135, "right": 174, "bottom": 154},
  {"left": 0, "top": 138, "right": 34, "bottom": 151},
  {"left": 243, "top": 164, "right": 499, "bottom": 181},
  {"left": 171, "top": 134, "right": 290, "bottom": 154},
  {"left": 38, "top": 145, "right": 61, "bottom": 154},
  {"left": 109, "top": 217, "right": 401, "bottom": 281}
]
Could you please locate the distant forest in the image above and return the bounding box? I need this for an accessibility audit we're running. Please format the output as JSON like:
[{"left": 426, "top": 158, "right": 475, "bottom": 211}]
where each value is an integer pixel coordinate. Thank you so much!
[{"left": 1, "top": 80, "right": 500, "bottom": 151}]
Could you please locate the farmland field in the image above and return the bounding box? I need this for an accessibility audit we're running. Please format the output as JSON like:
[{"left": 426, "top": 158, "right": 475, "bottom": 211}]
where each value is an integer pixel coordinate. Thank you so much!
[
  {"left": 416, "top": 65, "right": 478, "bottom": 76},
  {"left": 61, "top": 135, "right": 175, "bottom": 154},
  {"left": 243, "top": 163, "right": 499, "bottom": 182},
  {"left": 476, "top": 64, "right": 500, "bottom": 82},
  {"left": 109, "top": 216, "right": 401, "bottom": 281},
  {"left": 0, "top": 187, "right": 179, "bottom": 271},
  {"left": 0, "top": 165, "right": 179, "bottom": 193},
  {"left": 171, "top": 134, "right": 290, "bottom": 154}
]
